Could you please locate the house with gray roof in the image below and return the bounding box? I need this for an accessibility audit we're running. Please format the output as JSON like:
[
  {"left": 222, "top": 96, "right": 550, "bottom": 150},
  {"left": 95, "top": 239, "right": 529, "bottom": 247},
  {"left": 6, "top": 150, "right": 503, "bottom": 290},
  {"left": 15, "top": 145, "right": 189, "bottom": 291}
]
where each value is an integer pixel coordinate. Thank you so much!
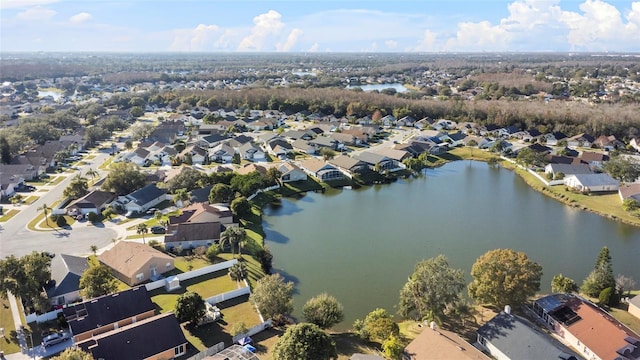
[
  {"left": 164, "top": 222, "right": 223, "bottom": 251},
  {"left": 477, "top": 311, "right": 581, "bottom": 360},
  {"left": 299, "top": 158, "right": 344, "bottom": 181},
  {"left": 119, "top": 184, "right": 168, "bottom": 215},
  {"left": 544, "top": 163, "right": 593, "bottom": 178},
  {"left": 564, "top": 173, "right": 619, "bottom": 193},
  {"left": 46, "top": 254, "right": 89, "bottom": 306},
  {"left": 354, "top": 151, "right": 403, "bottom": 172},
  {"left": 328, "top": 155, "right": 368, "bottom": 177}
]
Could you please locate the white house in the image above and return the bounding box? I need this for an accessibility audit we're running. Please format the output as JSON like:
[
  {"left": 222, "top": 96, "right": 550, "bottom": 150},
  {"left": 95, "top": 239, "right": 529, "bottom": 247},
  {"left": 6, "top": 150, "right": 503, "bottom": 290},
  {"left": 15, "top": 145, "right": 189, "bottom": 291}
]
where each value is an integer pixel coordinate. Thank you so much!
[
  {"left": 119, "top": 184, "right": 168, "bottom": 216},
  {"left": 564, "top": 173, "right": 620, "bottom": 193}
]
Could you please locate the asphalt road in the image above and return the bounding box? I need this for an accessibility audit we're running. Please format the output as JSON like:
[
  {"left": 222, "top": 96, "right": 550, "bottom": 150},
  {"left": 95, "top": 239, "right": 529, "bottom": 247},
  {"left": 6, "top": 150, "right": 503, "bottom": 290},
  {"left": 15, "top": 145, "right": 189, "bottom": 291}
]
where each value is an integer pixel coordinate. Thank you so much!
[{"left": 1, "top": 150, "right": 118, "bottom": 258}]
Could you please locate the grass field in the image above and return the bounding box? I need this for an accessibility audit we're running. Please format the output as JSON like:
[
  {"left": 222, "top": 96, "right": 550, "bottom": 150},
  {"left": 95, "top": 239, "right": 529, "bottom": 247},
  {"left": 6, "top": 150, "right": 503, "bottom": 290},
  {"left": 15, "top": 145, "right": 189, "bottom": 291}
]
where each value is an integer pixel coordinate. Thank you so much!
[
  {"left": 0, "top": 209, "right": 19, "bottom": 222},
  {"left": 0, "top": 298, "right": 21, "bottom": 354}
]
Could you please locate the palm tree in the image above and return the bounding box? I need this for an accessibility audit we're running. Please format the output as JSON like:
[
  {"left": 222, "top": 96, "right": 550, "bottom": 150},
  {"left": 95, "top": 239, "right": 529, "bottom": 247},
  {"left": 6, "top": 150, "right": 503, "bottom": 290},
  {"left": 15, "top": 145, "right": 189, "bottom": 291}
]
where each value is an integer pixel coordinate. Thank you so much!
[
  {"left": 219, "top": 226, "right": 246, "bottom": 258},
  {"left": 136, "top": 223, "right": 149, "bottom": 244},
  {"left": 85, "top": 168, "right": 98, "bottom": 182},
  {"left": 38, "top": 203, "right": 51, "bottom": 227},
  {"left": 90, "top": 245, "right": 98, "bottom": 256},
  {"left": 174, "top": 188, "right": 189, "bottom": 207}
]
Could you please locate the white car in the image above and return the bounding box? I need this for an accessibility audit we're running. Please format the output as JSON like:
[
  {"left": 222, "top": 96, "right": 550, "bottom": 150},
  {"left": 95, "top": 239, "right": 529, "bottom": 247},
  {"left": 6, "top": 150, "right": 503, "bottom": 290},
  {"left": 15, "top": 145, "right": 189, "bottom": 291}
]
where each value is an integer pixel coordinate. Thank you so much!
[{"left": 42, "top": 332, "right": 69, "bottom": 347}]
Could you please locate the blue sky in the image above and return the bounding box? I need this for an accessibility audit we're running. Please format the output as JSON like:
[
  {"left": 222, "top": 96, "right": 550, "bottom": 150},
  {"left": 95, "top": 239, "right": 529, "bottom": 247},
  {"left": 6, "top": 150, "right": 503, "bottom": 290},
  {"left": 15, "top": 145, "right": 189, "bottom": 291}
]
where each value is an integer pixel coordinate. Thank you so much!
[{"left": 1, "top": 0, "right": 639, "bottom": 52}]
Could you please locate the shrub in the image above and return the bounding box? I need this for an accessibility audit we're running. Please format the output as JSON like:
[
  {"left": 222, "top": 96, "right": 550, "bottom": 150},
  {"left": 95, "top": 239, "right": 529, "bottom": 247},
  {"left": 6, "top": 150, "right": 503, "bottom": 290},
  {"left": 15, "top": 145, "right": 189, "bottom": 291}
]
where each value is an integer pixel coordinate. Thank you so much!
[
  {"left": 598, "top": 287, "right": 618, "bottom": 306},
  {"left": 55, "top": 215, "right": 68, "bottom": 227},
  {"left": 86, "top": 212, "right": 99, "bottom": 222},
  {"left": 622, "top": 198, "right": 639, "bottom": 212},
  {"left": 205, "top": 244, "right": 220, "bottom": 263}
]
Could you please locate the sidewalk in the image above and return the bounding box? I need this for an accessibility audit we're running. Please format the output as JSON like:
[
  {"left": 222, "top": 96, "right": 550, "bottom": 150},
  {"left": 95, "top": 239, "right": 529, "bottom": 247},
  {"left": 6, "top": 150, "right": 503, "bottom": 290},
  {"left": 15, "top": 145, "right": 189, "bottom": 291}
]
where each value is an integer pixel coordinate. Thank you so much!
[{"left": 5, "top": 293, "right": 34, "bottom": 360}]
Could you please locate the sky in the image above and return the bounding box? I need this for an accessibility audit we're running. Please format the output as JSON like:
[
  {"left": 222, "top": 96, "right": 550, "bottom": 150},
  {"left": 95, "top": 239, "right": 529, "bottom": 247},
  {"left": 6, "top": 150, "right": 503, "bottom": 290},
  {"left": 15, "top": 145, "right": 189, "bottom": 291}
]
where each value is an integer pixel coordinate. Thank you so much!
[{"left": 1, "top": 0, "right": 639, "bottom": 53}]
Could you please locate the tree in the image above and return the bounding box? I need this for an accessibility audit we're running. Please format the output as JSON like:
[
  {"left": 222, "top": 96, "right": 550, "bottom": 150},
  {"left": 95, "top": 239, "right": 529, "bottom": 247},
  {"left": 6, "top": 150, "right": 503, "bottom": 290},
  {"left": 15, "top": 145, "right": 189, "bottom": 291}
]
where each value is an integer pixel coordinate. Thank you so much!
[
  {"left": 79, "top": 265, "right": 118, "bottom": 298},
  {"left": 551, "top": 274, "right": 579, "bottom": 293},
  {"left": 616, "top": 274, "right": 636, "bottom": 298},
  {"left": 302, "top": 293, "right": 344, "bottom": 329},
  {"left": 265, "top": 167, "right": 282, "bottom": 186},
  {"left": 598, "top": 287, "right": 617, "bottom": 306},
  {"left": 85, "top": 168, "right": 99, "bottom": 182},
  {"left": 205, "top": 244, "right": 220, "bottom": 263},
  {"left": 382, "top": 334, "right": 404, "bottom": 360},
  {"left": 231, "top": 322, "right": 248, "bottom": 337},
  {"left": 208, "top": 183, "right": 233, "bottom": 204},
  {"left": 38, "top": 203, "right": 51, "bottom": 227},
  {"left": 255, "top": 246, "right": 274, "bottom": 274},
  {"left": 249, "top": 273, "right": 294, "bottom": 323},
  {"left": 175, "top": 291, "right": 206, "bottom": 326},
  {"left": 398, "top": 255, "right": 465, "bottom": 323},
  {"left": 272, "top": 323, "right": 337, "bottom": 360},
  {"left": 0, "top": 136, "right": 11, "bottom": 164},
  {"left": 102, "top": 206, "right": 115, "bottom": 220},
  {"left": 90, "top": 245, "right": 98, "bottom": 255},
  {"left": 603, "top": 156, "right": 640, "bottom": 182},
  {"left": 137, "top": 223, "right": 149, "bottom": 244},
  {"left": 581, "top": 246, "right": 616, "bottom": 297},
  {"left": 468, "top": 249, "right": 543, "bottom": 309},
  {"left": 230, "top": 196, "right": 251, "bottom": 219},
  {"left": 51, "top": 347, "right": 94, "bottom": 360},
  {"left": 353, "top": 308, "right": 399, "bottom": 343},
  {"left": 0, "top": 252, "right": 51, "bottom": 310},
  {"left": 63, "top": 174, "right": 89, "bottom": 199},
  {"left": 174, "top": 188, "right": 190, "bottom": 207},
  {"left": 228, "top": 262, "right": 247, "bottom": 282},
  {"left": 319, "top": 147, "right": 336, "bottom": 160},
  {"left": 622, "top": 198, "right": 639, "bottom": 212},
  {"left": 166, "top": 167, "right": 206, "bottom": 193},
  {"left": 101, "top": 162, "right": 146, "bottom": 195},
  {"left": 220, "top": 226, "right": 246, "bottom": 257}
]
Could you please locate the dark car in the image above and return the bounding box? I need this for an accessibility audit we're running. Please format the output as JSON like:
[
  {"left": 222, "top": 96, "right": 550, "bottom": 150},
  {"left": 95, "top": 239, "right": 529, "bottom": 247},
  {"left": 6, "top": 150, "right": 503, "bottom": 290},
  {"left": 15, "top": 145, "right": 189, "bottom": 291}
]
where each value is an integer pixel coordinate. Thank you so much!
[{"left": 151, "top": 225, "right": 166, "bottom": 234}]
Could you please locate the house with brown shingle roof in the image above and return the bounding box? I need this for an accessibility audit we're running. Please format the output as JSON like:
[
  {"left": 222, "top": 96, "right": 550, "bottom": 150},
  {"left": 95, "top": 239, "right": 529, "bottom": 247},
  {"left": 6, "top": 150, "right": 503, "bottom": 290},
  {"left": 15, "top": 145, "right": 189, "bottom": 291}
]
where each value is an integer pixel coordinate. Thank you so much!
[
  {"left": 533, "top": 293, "right": 640, "bottom": 360},
  {"left": 98, "top": 242, "right": 175, "bottom": 286},
  {"left": 168, "top": 203, "right": 233, "bottom": 225},
  {"left": 619, "top": 183, "right": 640, "bottom": 203},
  {"left": 328, "top": 155, "right": 368, "bottom": 177},
  {"left": 299, "top": 157, "right": 344, "bottom": 181},
  {"left": 164, "top": 222, "right": 223, "bottom": 251},
  {"left": 405, "top": 325, "right": 489, "bottom": 360}
]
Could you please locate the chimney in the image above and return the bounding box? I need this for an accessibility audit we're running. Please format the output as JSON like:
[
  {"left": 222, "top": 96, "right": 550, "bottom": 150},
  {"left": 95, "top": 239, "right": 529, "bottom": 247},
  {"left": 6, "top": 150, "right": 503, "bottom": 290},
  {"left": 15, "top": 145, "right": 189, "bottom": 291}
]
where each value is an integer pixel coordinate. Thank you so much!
[{"left": 504, "top": 305, "right": 511, "bottom": 315}]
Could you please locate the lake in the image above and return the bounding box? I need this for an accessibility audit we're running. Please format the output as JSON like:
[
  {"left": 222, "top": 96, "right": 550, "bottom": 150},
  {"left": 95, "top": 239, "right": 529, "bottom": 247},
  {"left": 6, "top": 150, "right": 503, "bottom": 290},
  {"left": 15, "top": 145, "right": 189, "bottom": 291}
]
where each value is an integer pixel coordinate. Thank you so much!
[
  {"left": 263, "top": 160, "right": 640, "bottom": 330},
  {"left": 345, "top": 83, "right": 409, "bottom": 93}
]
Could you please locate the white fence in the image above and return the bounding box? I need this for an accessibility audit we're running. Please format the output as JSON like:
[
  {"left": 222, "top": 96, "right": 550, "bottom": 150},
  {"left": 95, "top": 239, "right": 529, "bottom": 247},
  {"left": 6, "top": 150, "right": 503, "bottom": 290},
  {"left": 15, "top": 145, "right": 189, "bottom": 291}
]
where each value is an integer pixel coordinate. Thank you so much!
[
  {"left": 186, "top": 342, "right": 225, "bottom": 360},
  {"left": 25, "top": 309, "right": 62, "bottom": 324},
  {"left": 247, "top": 184, "right": 280, "bottom": 200},
  {"left": 206, "top": 286, "right": 251, "bottom": 305},
  {"left": 231, "top": 319, "right": 273, "bottom": 344},
  {"left": 144, "top": 259, "right": 238, "bottom": 291}
]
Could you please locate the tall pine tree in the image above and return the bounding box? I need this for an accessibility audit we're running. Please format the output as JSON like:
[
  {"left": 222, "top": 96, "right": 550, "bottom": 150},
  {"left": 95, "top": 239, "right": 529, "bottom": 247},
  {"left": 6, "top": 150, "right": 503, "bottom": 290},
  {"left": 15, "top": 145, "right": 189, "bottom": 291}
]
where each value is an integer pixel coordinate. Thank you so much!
[{"left": 581, "top": 246, "right": 616, "bottom": 297}]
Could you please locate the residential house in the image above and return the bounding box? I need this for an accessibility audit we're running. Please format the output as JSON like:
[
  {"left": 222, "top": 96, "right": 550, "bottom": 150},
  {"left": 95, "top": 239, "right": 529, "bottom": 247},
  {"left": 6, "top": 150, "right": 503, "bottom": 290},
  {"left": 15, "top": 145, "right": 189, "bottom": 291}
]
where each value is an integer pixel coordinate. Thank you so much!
[
  {"left": 433, "top": 119, "right": 457, "bottom": 131},
  {"left": 291, "top": 139, "right": 316, "bottom": 155},
  {"left": 545, "top": 131, "right": 568, "bottom": 146},
  {"left": 276, "top": 161, "right": 307, "bottom": 183},
  {"left": 594, "top": 135, "right": 624, "bottom": 151},
  {"left": 126, "top": 147, "right": 151, "bottom": 166},
  {"left": 533, "top": 293, "right": 640, "bottom": 360},
  {"left": 631, "top": 138, "right": 640, "bottom": 153},
  {"left": 265, "top": 138, "right": 293, "bottom": 159},
  {"left": 210, "top": 142, "right": 235, "bottom": 163},
  {"left": 199, "top": 133, "right": 230, "bottom": 148},
  {"left": 619, "top": 184, "right": 640, "bottom": 203},
  {"left": 46, "top": 254, "right": 89, "bottom": 306},
  {"left": 629, "top": 295, "right": 640, "bottom": 321},
  {"left": 477, "top": 311, "right": 581, "bottom": 360},
  {"left": 576, "top": 151, "right": 609, "bottom": 169},
  {"left": 354, "top": 151, "right": 402, "bottom": 172},
  {"left": 237, "top": 163, "right": 268, "bottom": 176},
  {"left": 168, "top": 202, "right": 233, "bottom": 225},
  {"left": 544, "top": 164, "right": 593, "bottom": 179},
  {"left": 462, "top": 135, "right": 489, "bottom": 148},
  {"left": 440, "top": 132, "right": 467, "bottom": 147},
  {"left": 310, "top": 135, "right": 342, "bottom": 151},
  {"left": 341, "top": 128, "right": 370, "bottom": 144},
  {"left": 63, "top": 287, "right": 156, "bottom": 342},
  {"left": 164, "top": 222, "right": 223, "bottom": 251},
  {"left": 198, "top": 124, "right": 227, "bottom": 135},
  {"left": 67, "top": 190, "right": 117, "bottom": 216},
  {"left": 77, "top": 312, "right": 187, "bottom": 360},
  {"left": 329, "top": 132, "right": 358, "bottom": 147},
  {"left": 403, "top": 324, "right": 489, "bottom": 360},
  {"left": 564, "top": 173, "right": 619, "bottom": 192},
  {"left": 98, "top": 242, "right": 175, "bottom": 286},
  {"left": 226, "top": 135, "right": 254, "bottom": 148},
  {"left": 59, "top": 134, "right": 86, "bottom": 152},
  {"left": 148, "top": 121, "right": 185, "bottom": 144},
  {"left": 328, "top": 155, "right": 368, "bottom": 177},
  {"left": 381, "top": 114, "right": 396, "bottom": 127},
  {"left": 238, "top": 142, "right": 266, "bottom": 162},
  {"left": 299, "top": 158, "right": 344, "bottom": 181},
  {"left": 118, "top": 184, "right": 168, "bottom": 215},
  {"left": 397, "top": 116, "right": 416, "bottom": 127},
  {"left": 282, "top": 130, "right": 314, "bottom": 141},
  {"left": 498, "top": 125, "right": 521, "bottom": 137},
  {"left": 567, "top": 133, "right": 595, "bottom": 148},
  {"left": 371, "top": 148, "right": 411, "bottom": 164},
  {"left": 527, "top": 143, "right": 553, "bottom": 154},
  {"left": 180, "top": 145, "right": 208, "bottom": 165}
]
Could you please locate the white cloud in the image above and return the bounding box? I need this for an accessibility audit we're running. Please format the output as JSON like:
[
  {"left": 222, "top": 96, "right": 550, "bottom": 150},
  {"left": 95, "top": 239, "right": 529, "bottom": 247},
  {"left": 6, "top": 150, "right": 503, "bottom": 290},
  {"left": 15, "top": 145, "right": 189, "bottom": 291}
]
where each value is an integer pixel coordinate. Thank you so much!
[
  {"left": 277, "top": 28, "right": 302, "bottom": 51},
  {"left": 238, "top": 10, "right": 285, "bottom": 51},
  {"left": 308, "top": 42, "right": 319, "bottom": 52},
  {"left": 0, "top": 0, "right": 58, "bottom": 10},
  {"left": 16, "top": 6, "right": 55, "bottom": 21},
  {"left": 384, "top": 40, "right": 398, "bottom": 49},
  {"left": 170, "top": 24, "right": 221, "bottom": 51},
  {"left": 69, "top": 12, "right": 92, "bottom": 24},
  {"left": 413, "top": 29, "right": 438, "bottom": 51}
]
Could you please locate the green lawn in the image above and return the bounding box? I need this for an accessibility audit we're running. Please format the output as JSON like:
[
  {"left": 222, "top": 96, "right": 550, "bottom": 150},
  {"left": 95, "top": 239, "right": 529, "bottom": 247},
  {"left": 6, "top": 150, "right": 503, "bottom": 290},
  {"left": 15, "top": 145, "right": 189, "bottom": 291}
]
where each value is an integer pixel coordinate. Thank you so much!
[
  {"left": 47, "top": 176, "right": 65, "bottom": 186},
  {"left": 150, "top": 269, "right": 239, "bottom": 313},
  {"left": 99, "top": 157, "right": 113, "bottom": 170},
  {"left": 0, "top": 297, "right": 21, "bottom": 354},
  {"left": 0, "top": 209, "right": 19, "bottom": 222},
  {"left": 22, "top": 196, "right": 40, "bottom": 204}
]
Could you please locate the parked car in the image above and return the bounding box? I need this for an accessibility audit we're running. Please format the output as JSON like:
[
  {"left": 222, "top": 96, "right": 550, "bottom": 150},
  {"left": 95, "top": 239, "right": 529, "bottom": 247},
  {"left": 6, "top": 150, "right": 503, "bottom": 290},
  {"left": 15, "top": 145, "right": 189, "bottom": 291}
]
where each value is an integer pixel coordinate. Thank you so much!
[
  {"left": 151, "top": 225, "right": 166, "bottom": 234},
  {"left": 42, "top": 332, "right": 69, "bottom": 347}
]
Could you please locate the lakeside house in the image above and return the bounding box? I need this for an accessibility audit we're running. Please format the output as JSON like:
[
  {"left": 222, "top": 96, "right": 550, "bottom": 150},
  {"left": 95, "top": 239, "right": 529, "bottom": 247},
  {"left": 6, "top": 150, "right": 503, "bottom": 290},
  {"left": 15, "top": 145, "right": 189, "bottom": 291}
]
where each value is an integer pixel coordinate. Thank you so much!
[
  {"left": 564, "top": 173, "right": 619, "bottom": 193},
  {"left": 404, "top": 324, "right": 489, "bottom": 360},
  {"left": 532, "top": 293, "right": 640, "bottom": 360},
  {"left": 98, "top": 242, "right": 175, "bottom": 286}
]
